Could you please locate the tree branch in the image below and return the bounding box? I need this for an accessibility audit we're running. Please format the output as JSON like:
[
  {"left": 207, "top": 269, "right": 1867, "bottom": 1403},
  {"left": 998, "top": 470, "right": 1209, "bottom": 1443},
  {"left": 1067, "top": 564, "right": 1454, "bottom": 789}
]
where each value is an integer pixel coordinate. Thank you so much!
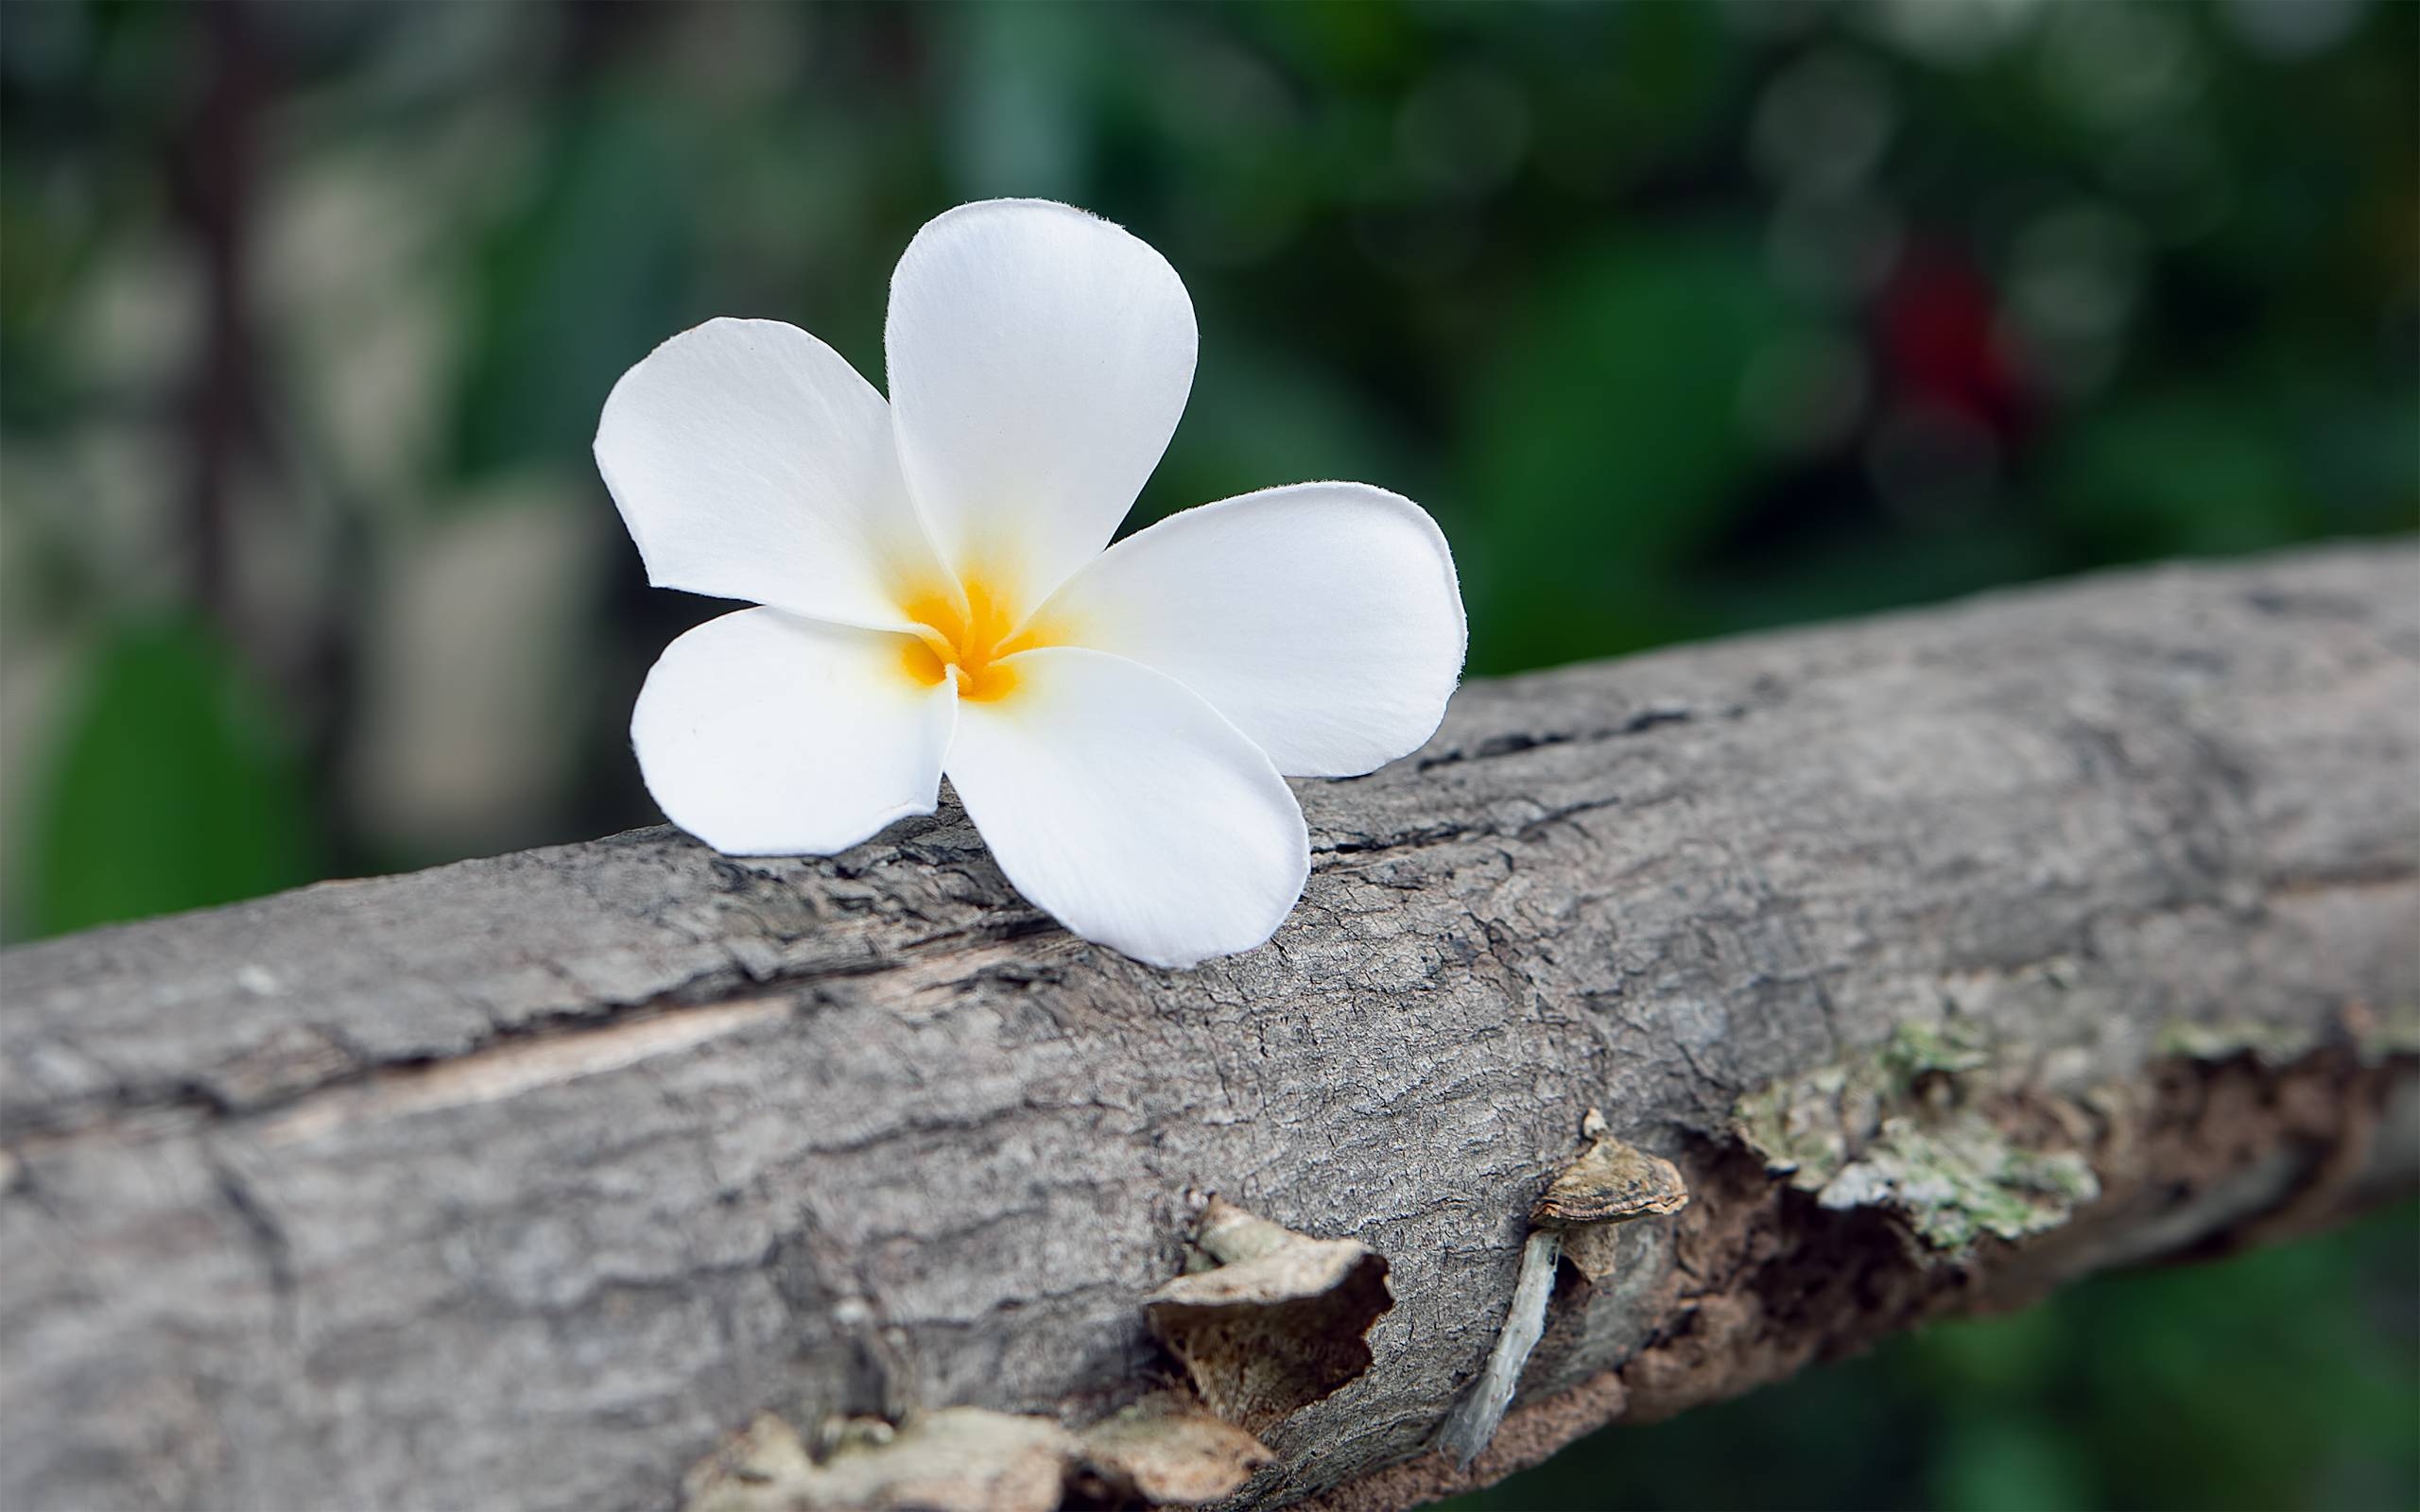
[{"left": 4, "top": 544, "right": 2415, "bottom": 1512}]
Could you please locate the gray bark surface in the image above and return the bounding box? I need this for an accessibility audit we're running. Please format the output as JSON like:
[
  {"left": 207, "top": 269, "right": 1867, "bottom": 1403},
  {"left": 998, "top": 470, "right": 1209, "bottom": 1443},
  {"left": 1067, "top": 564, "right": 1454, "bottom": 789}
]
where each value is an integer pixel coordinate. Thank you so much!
[{"left": 4, "top": 544, "right": 2416, "bottom": 1512}]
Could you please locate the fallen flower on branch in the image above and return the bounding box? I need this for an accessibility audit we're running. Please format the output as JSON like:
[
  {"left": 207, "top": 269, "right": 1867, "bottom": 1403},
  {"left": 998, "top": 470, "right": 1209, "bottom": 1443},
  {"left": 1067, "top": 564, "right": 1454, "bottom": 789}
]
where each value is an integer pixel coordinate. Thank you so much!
[{"left": 596, "top": 198, "right": 1465, "bottom": 967}]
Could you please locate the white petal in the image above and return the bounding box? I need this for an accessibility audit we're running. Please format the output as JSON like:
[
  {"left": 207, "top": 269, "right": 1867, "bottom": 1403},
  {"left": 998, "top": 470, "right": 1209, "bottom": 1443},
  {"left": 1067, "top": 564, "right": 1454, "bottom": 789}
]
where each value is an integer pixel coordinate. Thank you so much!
[
  {"left": 596, "top": 318, "right": 943, "bottom": 629},
  {"left": 632, "top": 607, "right": 954, "bottom": 855},
  {"left": 945, "top": 648, "right": 1307, "bottom": 969},
  {"left": 1036, "top": 483, "right": 1466, "bottom": 777},
  {"left": 886, "top": 199, "right": 1197, "bottom": 608}
]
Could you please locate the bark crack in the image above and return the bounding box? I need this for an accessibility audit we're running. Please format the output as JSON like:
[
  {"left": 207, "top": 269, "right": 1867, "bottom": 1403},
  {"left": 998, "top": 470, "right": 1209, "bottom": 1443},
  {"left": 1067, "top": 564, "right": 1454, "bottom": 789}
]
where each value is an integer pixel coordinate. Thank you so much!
[
  {"left": 207, "top": 1147, "right": 296, "bottom": 1334},
  {"left": 1410, "top": 704, "right": 1703, "bottom": 775}
]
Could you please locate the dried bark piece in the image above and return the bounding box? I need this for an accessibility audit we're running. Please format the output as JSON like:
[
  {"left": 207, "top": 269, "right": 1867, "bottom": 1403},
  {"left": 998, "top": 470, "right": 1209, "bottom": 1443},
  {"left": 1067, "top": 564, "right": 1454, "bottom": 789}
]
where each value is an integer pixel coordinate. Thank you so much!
[
  {"left": 683, "top": 1415, "right": 817, "bottom": 1512},
  {"left": 1144, "top": 1196, "right": 1394, "bottom": 1432},
  {"left": 1531, "top": 1121, "right": 1690, "bottom": 1228},
  {"left": 1535, "top": 1110, "right": 1692, "bottom": 1282},
  {"left": 1432, "top": 1228, "right": 1564, "bottom": 1469},
  {"left": 1438, "top": 1111, "right": 1693, "bottom": 1465},
  {"left": 682, "top": 1408, "right": 1078, "bottom": 1512},
  {"left": 1078, "top": 1391, "right": 1275, "bottom": 1505}
]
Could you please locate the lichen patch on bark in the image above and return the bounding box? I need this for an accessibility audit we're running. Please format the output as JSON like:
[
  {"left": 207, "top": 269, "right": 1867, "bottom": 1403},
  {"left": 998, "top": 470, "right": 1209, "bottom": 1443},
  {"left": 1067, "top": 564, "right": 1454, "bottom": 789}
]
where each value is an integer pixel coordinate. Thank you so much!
[
  {"left": 2158, "top": 1002, "right": 2420, "bottom": 1069},
  {"left": 1732, "top": 1022, "right": 2099, "bottom": 1252},
  {"left": 1627, "top": 1045, "right": 2415, "bottom": 1428}
]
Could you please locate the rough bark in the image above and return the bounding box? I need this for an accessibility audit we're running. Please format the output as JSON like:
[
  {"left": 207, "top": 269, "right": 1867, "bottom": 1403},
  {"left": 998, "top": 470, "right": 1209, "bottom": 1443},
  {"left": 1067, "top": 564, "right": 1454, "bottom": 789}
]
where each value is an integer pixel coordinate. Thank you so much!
[{"left": 4, "top": 544, "right": 2415, "bottom": 1512}]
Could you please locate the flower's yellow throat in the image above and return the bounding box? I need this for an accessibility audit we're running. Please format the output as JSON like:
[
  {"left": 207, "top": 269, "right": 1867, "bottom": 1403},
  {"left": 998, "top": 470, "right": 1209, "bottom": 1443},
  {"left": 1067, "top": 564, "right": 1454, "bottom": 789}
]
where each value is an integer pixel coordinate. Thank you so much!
[{"left": 897, "top": 577, "right": 1057, "bottom": 702}]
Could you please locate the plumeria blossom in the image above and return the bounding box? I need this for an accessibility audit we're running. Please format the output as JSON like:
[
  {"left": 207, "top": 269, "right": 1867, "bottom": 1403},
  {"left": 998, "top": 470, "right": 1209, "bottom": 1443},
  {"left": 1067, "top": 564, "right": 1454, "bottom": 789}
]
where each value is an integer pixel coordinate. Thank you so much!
[{"left": 596, "top": 199, "right": 1465, "bottom": 968}]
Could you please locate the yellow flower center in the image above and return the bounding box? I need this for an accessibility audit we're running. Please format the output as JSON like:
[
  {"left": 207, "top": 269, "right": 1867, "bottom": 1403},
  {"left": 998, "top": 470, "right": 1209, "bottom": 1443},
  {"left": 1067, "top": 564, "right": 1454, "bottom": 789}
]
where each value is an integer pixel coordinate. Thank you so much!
[{"left": 896, "top": 576, "right": 1059, "bottom": 702}]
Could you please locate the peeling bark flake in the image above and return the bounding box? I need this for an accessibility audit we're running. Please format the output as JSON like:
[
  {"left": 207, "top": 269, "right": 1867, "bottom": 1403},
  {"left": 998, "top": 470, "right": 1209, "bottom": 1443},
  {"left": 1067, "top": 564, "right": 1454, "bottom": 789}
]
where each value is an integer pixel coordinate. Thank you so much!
[
  {"left": 1437, "top": 1111, "right": 1692, "bottom": 1466},
  {"left": 1144, "top": 1196, "right": 1393, "bottom": 1432},
  {"left": 683, "top": 1410, "right": 1078, "bottom": 1512},
  {"left": 1076, "top": 1392, "right": 1275, "bottom": 1505}
]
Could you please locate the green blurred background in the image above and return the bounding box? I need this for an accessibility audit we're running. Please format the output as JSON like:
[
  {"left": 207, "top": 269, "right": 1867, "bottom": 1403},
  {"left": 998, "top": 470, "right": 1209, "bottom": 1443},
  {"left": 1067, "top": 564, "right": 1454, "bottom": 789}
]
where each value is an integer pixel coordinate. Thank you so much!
[{"left": 1, "top": 1, "right": 2412, "bottom": 1506}]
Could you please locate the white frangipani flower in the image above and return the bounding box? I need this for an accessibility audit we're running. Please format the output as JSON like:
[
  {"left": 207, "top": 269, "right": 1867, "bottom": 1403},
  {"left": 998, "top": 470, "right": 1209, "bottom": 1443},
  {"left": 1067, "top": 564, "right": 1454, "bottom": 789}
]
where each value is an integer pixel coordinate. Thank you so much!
[{"left": 596, "top": 199, "right": 1465, "bottom": 968}]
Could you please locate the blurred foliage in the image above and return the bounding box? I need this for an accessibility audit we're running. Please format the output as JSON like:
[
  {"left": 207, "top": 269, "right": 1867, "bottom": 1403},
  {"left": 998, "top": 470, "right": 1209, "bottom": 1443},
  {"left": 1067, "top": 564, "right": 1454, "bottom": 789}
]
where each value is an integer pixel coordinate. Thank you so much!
[
  {"left": 20, "top": 614, "right": 312, "bottom": 936},
  {"left": 1, "top": 0, "right": 2413, "bottom": 1505}
]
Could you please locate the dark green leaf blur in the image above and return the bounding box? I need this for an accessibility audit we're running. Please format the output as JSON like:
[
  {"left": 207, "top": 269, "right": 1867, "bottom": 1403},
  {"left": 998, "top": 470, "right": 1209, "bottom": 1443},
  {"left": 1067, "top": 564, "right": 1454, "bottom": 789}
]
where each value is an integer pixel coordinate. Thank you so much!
[{"left": 2, "top": 2, "right": 2411, "bottom": 1506}]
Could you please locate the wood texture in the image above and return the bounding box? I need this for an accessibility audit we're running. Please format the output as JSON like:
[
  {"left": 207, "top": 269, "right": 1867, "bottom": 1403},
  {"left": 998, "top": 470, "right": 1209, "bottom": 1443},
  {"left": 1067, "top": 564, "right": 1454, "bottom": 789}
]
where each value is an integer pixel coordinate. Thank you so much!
[{"left": 4, "top": 544, "right": 2415, "bottom": 1512}]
